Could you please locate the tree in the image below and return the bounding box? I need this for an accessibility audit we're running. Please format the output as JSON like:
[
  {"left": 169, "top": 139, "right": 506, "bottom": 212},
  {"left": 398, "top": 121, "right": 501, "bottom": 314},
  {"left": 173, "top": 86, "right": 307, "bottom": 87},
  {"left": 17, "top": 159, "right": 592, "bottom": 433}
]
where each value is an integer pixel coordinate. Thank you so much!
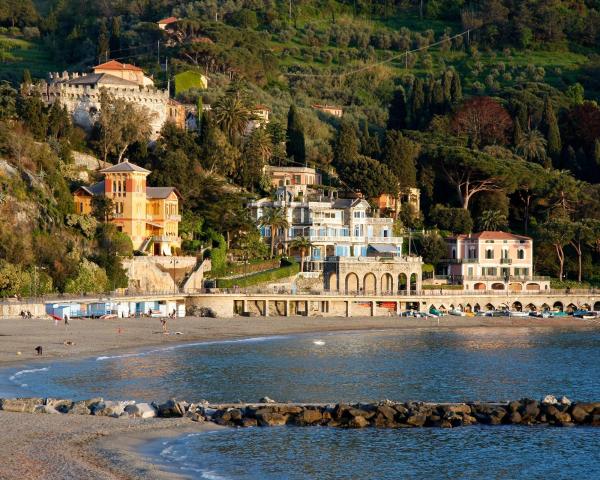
[
  {"left": 91, "top": 196, "right": 114, "bottom": 222},
  {"left": 568, "top": 220, "right": 600, "bottom": 283},
  {"left": 286, "top": 105, "right": 306, "bottom": 163},
  {"left": 387, "top": 88, "right": 407, "bottom": 130},
  {"left": 452, "top": 96, "right": 513, "bottom": 148},
  {"left": 289, "top": 236, "right": 313, "bottom": 272},
  {"left": 97, "top": 19, "right": 110, "bottom": 61},
  {"left": 477, "top": 210, "right": 507, "bottom": 231},
  {"left": 333, "top": 119, "right": 359, "bottom": 165},
  {"left": 94, "top": 224, "right": 132, "bottom": 289},
  {"left": 429, "top": 205, "right": 473, "bottom": 233},
  {"left": 516, "top": 129, "right": 548, "bottom": 166},
  {"left": 540, "top": 218, "right": 575, "bottom": 281},
  {"left": 541, "top": 97, "right": 561, "bottom": 162},
  {"left": 259, "top": 208, "right": 289, "bottom": 258},
  {"left": 0, "top": 81, "right": 17, "bottom": 120},
  {"left": 64, "top": 259, "right": 109, "bottom": 294},
  {"left": 212, "top": 85, "right": 252, "bottom": 146},
  {"left": 381, "top": 130, "right": 419, "bottom": 188},
  {"left": 410, "top": 77, "right": 425, "bottom": 128},
  {"left": 419, "top": 232, "right": 448, "bottom": 266},
  {"left": 239, "top": 128, "right": 273, "bottom": 191}
]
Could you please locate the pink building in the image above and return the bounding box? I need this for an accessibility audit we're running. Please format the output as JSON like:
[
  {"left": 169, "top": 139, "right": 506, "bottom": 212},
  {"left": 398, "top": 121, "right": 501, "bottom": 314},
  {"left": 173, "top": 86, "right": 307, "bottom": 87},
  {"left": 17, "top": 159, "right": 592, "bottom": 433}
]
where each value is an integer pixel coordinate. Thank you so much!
[
  {"left": 265, "top": 165, "right": 322, "bottom": 197},
  {"left": 442, "top": 231, "right": 550, "bottom": 292}
]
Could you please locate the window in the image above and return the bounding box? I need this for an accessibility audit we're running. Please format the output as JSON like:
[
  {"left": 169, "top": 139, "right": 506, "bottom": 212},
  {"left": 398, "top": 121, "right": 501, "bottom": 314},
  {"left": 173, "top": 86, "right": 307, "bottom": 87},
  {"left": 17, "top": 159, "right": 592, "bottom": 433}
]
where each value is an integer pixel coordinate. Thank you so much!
[
  {"left": 517, "top": 249, "right": 525, "bottom": 260},
  {"left": 451, "top": 248, "right": 456, "bottom": 259},
  {"left": 294, "top": 175, "right": 301, "bottom": 184},
  {"left": 485, "top": 249, "right": 494, "bottom": 259}
]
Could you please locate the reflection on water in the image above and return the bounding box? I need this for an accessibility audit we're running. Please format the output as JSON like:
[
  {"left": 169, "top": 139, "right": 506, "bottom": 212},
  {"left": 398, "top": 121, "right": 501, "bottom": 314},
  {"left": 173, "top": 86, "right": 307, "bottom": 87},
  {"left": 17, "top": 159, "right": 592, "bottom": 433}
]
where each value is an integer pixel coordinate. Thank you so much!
[
  {"left": 147, "top": 425, "right": 600, "bottom": 480},
  {"left": 4, "top": 328, "right": 600, "bottom": 403}
]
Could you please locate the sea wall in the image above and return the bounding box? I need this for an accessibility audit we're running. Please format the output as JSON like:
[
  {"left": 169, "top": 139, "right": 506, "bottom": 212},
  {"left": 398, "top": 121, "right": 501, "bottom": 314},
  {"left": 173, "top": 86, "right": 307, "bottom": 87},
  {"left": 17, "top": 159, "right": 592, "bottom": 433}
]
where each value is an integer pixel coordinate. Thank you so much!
[{"left": 1, "top": 396, "right": 599, "bottom": 428}]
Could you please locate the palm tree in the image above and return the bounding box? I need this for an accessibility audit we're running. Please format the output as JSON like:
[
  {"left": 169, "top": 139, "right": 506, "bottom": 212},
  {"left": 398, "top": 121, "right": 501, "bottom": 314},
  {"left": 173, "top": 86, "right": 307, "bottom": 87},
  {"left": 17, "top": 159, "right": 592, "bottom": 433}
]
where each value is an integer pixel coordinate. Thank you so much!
[
  {"left": 248, "top": 127, "right": 273, "bottom": 165},
  {"left": 478, "top": 210, "right": 507, "bottom": 231},
  {"left": 259, "top": 208, "right": 289, "bottom": 258},
  {"left": 516, "top": 129, "right": 547, "bottom": 165},
  {"left": 290, "top": 236, "right": 313, "bottom": 272},
  {"left": 212, "top": 87, "right": 253, "bottom": 145}
]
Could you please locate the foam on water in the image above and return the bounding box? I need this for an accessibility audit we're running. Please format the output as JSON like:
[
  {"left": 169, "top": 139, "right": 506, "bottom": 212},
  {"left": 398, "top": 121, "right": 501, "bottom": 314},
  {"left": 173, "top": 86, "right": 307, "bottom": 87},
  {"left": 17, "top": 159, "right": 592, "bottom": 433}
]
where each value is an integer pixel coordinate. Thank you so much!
[{"left": 8, "top": 367, "right": 49, "bottom": 388}]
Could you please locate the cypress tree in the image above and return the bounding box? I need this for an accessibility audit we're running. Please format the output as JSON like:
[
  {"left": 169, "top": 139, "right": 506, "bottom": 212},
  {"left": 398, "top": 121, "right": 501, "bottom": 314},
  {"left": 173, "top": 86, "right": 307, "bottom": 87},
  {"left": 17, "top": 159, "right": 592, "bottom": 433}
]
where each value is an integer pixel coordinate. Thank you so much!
[
  {"left": 449, "top": 69, "right": 462, "bottom": 103},
  {"left": 286, "top": 105, "right": 306, "bottom": 163},
  {"left": 387, "top": 88, "right": 407, "bottom": 130},
  {"left": 442, "top": 69, "right": 453, "bottom": 105},
  {"left": 541, "top": 97, "right": 561, "bottom": 162},
  {"left": 196, "top": 96, "right": 203, "bottom": 126},
  {"left": 410, "top": 78, "right": 425, "bottom": 128},
  {"left": 432, "top": 80, "right": 444, "bottom": 114},
  {"left": 595, "top": 139, "right": 600, "bottom": 167},
  {"left": 333, "top": 120, "right": 359, "bottom": 166},
  {"left": 381, "top": 130, "right": 418, "bottom": 188}
]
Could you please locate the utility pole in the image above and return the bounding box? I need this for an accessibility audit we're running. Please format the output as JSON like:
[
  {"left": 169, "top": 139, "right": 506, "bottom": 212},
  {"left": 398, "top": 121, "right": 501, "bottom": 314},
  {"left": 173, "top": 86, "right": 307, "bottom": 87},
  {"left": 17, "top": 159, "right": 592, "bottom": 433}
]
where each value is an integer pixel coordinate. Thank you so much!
[
  {"left": 165, "top": 57, "right": 170, "bottom": 94},
  {"left": 157, "top": 40, "right": 160, "bottom": 66}
]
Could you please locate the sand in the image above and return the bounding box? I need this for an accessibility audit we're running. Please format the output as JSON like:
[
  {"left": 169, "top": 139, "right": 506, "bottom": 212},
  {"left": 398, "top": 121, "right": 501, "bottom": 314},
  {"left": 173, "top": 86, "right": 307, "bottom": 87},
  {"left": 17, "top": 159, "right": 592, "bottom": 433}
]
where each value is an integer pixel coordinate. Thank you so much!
[{"left": 0, "top": 313, "right": 598, "bottom": 479}]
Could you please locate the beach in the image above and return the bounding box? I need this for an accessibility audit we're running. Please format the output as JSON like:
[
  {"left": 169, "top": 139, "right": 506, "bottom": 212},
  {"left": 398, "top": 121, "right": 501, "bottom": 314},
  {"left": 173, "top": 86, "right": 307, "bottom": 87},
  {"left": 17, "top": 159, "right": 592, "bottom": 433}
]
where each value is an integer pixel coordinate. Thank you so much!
[{"left": 1, "top": 314, "right": 599, "bottom": 479}]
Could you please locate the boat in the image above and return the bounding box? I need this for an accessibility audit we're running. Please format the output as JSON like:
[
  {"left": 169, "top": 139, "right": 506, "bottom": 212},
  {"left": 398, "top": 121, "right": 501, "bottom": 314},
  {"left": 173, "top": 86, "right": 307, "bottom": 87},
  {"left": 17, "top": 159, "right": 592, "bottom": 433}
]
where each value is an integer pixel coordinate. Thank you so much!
[
  {"left": 573, "top": 309, "right": 590, "bottom": 318},
  {"left": 582, "top": 311, "right": 599, "bottom": 320},
  {"left": 551, "top": 310, "right": 568, "bottom": 317},
  {"left": 509, "top": 311, "right": 530, "bottom": 317},
  {"left": 449, "top": 309, "right": 466, "bottom": 317}
]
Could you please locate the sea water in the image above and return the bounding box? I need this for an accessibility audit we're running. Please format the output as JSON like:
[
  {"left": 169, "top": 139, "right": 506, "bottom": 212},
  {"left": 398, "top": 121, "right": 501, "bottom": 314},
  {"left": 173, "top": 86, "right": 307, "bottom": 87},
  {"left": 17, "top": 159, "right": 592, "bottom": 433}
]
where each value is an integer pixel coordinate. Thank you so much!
[{"left": 3, "top": 328, "right": 600, "bottom": 479}]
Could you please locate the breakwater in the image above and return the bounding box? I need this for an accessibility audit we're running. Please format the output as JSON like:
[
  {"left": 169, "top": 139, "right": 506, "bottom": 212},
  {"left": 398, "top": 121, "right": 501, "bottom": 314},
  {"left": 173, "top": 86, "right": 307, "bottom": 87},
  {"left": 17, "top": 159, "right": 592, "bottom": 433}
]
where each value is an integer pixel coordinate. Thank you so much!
[{"left": 1, "top": 396, "right": 599, "bottom": 428}]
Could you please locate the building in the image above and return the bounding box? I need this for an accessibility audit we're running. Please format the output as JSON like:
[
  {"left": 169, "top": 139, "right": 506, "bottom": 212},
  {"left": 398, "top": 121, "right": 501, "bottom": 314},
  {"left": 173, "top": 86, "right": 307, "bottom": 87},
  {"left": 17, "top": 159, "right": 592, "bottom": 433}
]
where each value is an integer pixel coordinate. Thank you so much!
[
  {"left": 376, "top": 187, "right": 421, "bottom": 218},
  {"left": 311, "top": 104, "right": 343, "bottom": 118},
  {"left": 157, "top": 16, "right": 178, "bottom": 30},
  {"left": 73, "top": 161, "right": 182, "bottom": 256},
  {"left": 35, "top": 60, "right": 172, "bottom": 138},
  {"left": 265, "top": 165, "right": 322, "bottom": 197},
  {"left": 248, "top": 189, "right": 422, "bottom": 291},
  {"left": 167, "top": 99, "right": 186, "bottom": 129},
  {"left": 246, "top": 104, "right": 271, "bottom": 133},
  {"left": 440, "top": 231, "right": 550, "bottom": 292}
]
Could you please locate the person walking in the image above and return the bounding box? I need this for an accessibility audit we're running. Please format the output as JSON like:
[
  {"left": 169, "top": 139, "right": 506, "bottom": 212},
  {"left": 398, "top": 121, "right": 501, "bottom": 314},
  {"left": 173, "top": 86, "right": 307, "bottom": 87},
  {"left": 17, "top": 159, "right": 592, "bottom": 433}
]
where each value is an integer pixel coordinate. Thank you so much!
[{"left": 64, "top": 313, "right": 70, "bottom": 326}]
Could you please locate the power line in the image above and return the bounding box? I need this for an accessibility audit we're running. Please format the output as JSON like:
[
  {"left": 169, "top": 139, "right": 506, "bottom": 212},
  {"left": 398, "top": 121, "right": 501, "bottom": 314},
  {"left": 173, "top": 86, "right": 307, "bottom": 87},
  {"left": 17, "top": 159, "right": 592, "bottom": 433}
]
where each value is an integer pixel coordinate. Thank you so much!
[{"left": 284, "top": 27, "right": 475, "bottom": 79}]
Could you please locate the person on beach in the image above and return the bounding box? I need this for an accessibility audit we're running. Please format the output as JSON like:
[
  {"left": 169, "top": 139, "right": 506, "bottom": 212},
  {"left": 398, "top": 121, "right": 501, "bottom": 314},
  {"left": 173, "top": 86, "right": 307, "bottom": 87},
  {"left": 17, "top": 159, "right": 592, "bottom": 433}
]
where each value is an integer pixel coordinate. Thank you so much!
[
  {"left": 64, "top": 314, "right": 70, "bottom": 326},
  {"left": 161, "top": 317, "right": 168, "bottom": 333},
  {"left": 35, "top": 346, "right": 42, "bottom": 356}
]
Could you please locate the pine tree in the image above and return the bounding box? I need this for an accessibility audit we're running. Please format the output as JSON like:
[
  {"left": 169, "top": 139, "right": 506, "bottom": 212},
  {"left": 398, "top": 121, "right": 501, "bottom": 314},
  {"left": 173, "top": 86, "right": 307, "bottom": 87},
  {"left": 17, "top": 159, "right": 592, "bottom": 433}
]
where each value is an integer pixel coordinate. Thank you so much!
[
  {"left": 387, "top": 88, "right": 407, "bottom": 130},
  {"left": 286, "top": 105, "right": 306, "bottom": 163},
  {"left": 410, "top": 78, "right": 425, "bottom": 128},
  {"left": 541, "top": 97, "right": 561, "bottom": 163}
]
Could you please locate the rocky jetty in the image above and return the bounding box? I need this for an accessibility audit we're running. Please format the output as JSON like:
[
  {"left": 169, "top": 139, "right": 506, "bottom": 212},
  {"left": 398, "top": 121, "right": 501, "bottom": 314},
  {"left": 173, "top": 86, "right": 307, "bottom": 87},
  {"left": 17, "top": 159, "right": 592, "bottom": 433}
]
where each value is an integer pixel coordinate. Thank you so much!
[{"left": 1, "top": 396, "right": 599, "bottom": 428}]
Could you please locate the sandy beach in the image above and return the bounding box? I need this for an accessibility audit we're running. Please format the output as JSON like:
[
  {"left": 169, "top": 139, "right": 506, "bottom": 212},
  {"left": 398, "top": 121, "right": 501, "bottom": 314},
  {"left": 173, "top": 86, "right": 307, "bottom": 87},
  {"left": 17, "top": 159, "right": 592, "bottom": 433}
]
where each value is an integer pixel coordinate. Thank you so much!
[{"left": 0, "top": 314, "right": 599, "bottom": 479}]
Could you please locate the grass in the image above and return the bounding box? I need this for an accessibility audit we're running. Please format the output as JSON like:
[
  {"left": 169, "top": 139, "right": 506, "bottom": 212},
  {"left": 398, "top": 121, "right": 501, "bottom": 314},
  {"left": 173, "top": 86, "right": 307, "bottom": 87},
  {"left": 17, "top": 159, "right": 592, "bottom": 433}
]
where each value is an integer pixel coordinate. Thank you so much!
[
  {"left": 0, "top": 35, "right": 64, "bottom": 82},
  {"left": 174, "top": 70, "right": 207, "bottom": 95},
  {"left": 216, "top": 260, "right": 299, "bottom": 288}
]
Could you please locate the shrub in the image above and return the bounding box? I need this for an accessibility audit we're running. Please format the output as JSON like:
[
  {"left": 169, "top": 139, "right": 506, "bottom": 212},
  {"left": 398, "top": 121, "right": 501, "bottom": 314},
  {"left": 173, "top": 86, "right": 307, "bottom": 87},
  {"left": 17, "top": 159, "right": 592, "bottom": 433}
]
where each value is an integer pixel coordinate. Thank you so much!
[{"left": 216, "top": 260, "right": 299, "bottom": 288}]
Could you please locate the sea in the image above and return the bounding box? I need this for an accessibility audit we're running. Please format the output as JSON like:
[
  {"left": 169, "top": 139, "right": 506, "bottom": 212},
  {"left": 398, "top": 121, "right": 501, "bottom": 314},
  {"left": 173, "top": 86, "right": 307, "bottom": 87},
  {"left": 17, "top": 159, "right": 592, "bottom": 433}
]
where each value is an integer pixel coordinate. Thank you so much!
[{"left": 2, "top": 327, "right": 600, "bottom": 479}]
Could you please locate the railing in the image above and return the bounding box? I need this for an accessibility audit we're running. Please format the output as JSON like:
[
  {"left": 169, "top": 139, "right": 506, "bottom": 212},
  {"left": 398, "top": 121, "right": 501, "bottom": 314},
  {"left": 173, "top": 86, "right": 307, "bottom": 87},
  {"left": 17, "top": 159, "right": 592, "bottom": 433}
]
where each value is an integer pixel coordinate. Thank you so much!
[
  {"left": 500, "top": 258, "right": 512, "bottom": 265},
  {"left": 308, "top": 235, "right": 402, "bottom": 243},
  {"left": 325, "top": 255, "right": 421, "bottom": 263},
  {"left": 463, "top": 275, "right": 550, "bottom": 282},
  {"left": 442, "top": 258, "right": 478, "bottom": 264}
]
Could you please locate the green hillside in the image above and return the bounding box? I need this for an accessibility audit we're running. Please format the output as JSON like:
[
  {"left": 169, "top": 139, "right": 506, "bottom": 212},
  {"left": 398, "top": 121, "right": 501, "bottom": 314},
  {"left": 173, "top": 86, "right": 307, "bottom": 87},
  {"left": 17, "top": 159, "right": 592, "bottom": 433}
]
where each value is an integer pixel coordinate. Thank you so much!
[{"left": 0, "top": 35, "right": 64, "bottom": 83}]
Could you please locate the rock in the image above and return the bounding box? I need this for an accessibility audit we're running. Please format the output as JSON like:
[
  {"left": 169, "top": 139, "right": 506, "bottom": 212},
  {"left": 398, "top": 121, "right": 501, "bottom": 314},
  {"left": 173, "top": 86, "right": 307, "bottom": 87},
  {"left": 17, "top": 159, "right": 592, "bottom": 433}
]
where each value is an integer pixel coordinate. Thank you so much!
[
  {"left": 554, "top": 411, "right": 572, "bottom": 425},
  {"left": 348, "top": 408, "right": 375, "bottom": 420},
  {"left": 156, "top": 399, "right": 184, "bottom": 418},
  {"left": 124, "top": 403, "right": 157, "bottom": 419},
  {"left": 542, "top": 395, "right": 558, "bottom": 405},
  {"left": 441, "top": 404, "right": 472, "bottom": 415},
  {"left": 186, "top": 411, "right": 204, "bottom": 422},
  {"left": 376, "top": 405, "right": 397, "bottom": 422},
  {"left": 277, "top": 405, "right": 304, "bottom": 415},
  {"left": 560, "top": 396, "right": 572, "bottom": 406},
  {"left": 255, "top": 411, "right": 288, "bottom": 426},
  {"left": 93, "top": 401, "right": 132, "bottom": 417},
  {"left": 570, "top": 405, "right": 589, "bottom": 423},
  {"left": 521, "top": 401, "right": 540, "bottom": 421},
  {"left": 0, "top": 398, "right": 43, "bottom": 413},
  {"left": 295, "top": 409, "right": 323, "bottom": 426},
  {"left": 34, "top": 405, "right": 60, "bottom": 414},
  {"left": 259, "top": 396, "right": 276, "bottom": 404},
  {"left": 348, "top": 416, "right": 369, "bottom": 428},
  {"left": 590, "top": 415, "right": 600, "bottom": 426},
  {"left": 68, "top": 401, "right": 92, "bottom": 415},
  {"left": 507, "top": 411, "right": 522, "bottom": 424},
  {"left": 405, "top": 415, "right": 427, "bottom": 427},
  {"left": 333, "top": 404, "right": 351, "bottom": 421},
  {"left": 508, "top": 401, "right": 522, "bottom": 413},
  {"left": 462, "top": 414, "right": 477, "bottom": 425},
  {"left": 241, "top": 417, "right": 258, "bottom": 427}
]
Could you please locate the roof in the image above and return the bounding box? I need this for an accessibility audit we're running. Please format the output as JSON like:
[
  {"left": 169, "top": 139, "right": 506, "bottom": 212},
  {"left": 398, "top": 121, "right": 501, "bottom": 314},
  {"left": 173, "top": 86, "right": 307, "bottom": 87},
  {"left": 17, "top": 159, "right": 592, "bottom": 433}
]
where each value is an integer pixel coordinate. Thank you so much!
[
  {"left": 63, "top": 73, "right": 140, "bottom": 87},
  {"left": 75, "top": 181, "right": 105, "bottom": 196},
  {"left": 451, "top": 231, "right": 532, "bottom": 241},
  {"left": 368, "top": 244, "right": 399, "bottom": 253},
  {"left": 100, "top": 161, "right": 151, "bottom": 174},
  {"left": 265, "top": 165, "right": 316, "bottom": 174},
  {"left": 146, "top": 186, "right": 182, "bottom": 200},
  {"left": 157, "top": 16, "right": 178, "bottom": 25},
  {"left": 94, "top": 60, "right": 143, "bottom": 72},
  {"left": 333, "top": 198, "right": 369, "bottom": 209},
  {"left": 254, "top": 104, "right": 271, "bottom": 111},
  {"left": 311, "top": 104, "right": 343, "bottom": 111}
]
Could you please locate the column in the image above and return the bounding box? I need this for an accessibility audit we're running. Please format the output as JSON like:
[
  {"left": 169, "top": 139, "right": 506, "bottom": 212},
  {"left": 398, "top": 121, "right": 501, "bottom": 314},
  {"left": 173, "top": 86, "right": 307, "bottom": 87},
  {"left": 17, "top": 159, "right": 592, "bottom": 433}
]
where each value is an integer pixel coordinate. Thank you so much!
[
  {"left": 396, "top": 301, "right": 400, "bottom": 316},
  {"left": 285, "top": 300, "right": 290, "bottom": 317},
  {"left": 242, "top": 299, "right": 247, "bottom": 314},
  {"left": 371, "top": 301, "right": 375, "bottom": 316},
  {"left": 264, "top": 300, "right": 269, "bottom": 317},
  {"left": 346, "top": 300, "right": 351, "bottom": 317}
]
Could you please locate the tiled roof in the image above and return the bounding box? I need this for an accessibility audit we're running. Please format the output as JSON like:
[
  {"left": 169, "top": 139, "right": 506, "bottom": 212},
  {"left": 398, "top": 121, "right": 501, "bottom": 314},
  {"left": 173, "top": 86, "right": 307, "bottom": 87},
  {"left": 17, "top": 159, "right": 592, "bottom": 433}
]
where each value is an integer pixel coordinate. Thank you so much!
[
  {"left": 452, "top": 231, "right": 532, "bottom": 241},
  {"left": 76, "top": 180, "right": 105, "bottom": 196},
  {"left": 100, "top": 161, "right": 151, "bottom": 174},
  {"left": 94, "top": 60, "right": 143, "bottom": 72},
  {"left": 157, "top": 16, "right": 178, "bottom": 25},
  {"left": 146, "top": 187, "right": 181, "bottom": 199},
  {"left": 64, "top": 73, "right": 139, "bottom": 87}
]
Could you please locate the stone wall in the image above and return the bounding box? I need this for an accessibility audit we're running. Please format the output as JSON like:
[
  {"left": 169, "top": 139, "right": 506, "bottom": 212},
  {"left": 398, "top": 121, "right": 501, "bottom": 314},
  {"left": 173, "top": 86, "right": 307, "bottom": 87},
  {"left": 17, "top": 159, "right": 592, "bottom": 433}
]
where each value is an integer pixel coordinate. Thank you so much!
[
  {"left": 0, "top": 301, "right": 45, "bottom": 318},
  {"left": 122, "top": 256, "right": 198, "bottom": 293}
]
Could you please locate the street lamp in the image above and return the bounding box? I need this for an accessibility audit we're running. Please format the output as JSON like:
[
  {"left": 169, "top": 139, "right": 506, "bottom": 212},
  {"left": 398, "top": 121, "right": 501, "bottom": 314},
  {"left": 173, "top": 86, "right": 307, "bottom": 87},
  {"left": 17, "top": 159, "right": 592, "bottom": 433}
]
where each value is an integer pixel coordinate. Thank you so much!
[{"left": 171, "top": 258, "right": 178, "bottom": 294}]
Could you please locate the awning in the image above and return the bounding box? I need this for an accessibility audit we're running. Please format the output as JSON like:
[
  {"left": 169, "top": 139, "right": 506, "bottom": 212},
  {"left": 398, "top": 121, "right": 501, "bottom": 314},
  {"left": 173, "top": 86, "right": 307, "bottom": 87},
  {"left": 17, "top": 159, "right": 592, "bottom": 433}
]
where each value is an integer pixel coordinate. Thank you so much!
[
  {"left": 146, "top": 221, "right": 163, "bottom": 228},
  {"left": 368, "top": 244, "right": 398, "bottom": 253}
]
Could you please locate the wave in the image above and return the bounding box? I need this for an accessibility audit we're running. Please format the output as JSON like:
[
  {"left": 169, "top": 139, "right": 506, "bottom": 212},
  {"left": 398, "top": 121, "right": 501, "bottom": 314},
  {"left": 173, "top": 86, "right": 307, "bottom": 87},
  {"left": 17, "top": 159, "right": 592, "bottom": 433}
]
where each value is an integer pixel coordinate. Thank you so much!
[
  {"left": 96, "top": 335, "right": 290, "bottom": 362},
  {"left": 8, "top": 367, "right": 49, "bottom": 387}
]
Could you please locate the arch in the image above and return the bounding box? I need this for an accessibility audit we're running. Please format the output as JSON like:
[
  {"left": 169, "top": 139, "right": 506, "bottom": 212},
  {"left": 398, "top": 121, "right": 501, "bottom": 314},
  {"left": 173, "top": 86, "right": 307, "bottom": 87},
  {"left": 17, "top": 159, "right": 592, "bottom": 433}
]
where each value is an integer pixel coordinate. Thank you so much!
[
  {"left": 328, "top": 273, "right": 338, "bottom": 292},
  {"left": 509, "top": 282, "right": 523, "bottom": 292},
  {"left": 410, "top": 273, "right": 417, "bottom": 293},
  {"left": 465, "top": 303, "right": 472, "bottom": 313},
  {"left": 449, "top": 304, "right": 455, "bottom": 310},
  {"left": 512, "top": 301, "right": 523, "bottom": 311},
  {"left": 398, "top": 273, "right": 408, "bottom": 293},
  {"left": 457, "top": 303, "right": 464, "bottom": 312},
  {"left": 553, "top": 301, "right": 563, "bottom": 312},
  {"left": 485, "top": 303, "right": 495, "bottom": 311},
  {"left": 474, "top": 282, "right": 486, "bottom": 291},
  {"left": 525, "top": 303, "right": 537, "bottom": 312},
  {"left": 566, "top": 303, "right": 577, "bottom": 313},
  {"left": 526, "top": 283, "right": 540, "bottom": 291},
  {"left": 491, "top": 283, "right": 505, "bottom": 290},
  {"left": 345, "top": 273, "right": 359, "bottom": 294},
  {"left": 381, "top": 273, "right": 394, "bottom": 295},
  {"left": 439, "top": 304, "right": 447, "bottom": 312},
  {"left": 581, "top": 303, "right": 591, "bottom": 311},
  {"left": 541, "top": 303, "right": 550, "bottom": 311},
  {"left": 498, "top": 303, "right": 509, "bottom": 310},
  {"left": 363, "top": 273, "right": 377, "bottom": 294},
  {"left": 594, "top": 301, "right": 600, "bottom": 311},
  {"left": 473, "top": 303, "right": 481, "bottom": 312}
]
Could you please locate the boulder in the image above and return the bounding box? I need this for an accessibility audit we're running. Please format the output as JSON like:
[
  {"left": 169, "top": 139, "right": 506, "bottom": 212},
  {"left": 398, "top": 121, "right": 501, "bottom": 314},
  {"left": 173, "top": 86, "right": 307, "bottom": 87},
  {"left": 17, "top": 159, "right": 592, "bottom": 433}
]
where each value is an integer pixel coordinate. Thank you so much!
[
  {"left": 521, "top": 401, "right": 540, "bottom": 421},
  {"left": 405, "top": 415, "right": 427, "bottom": 427},
  {"left": 560, "top": 396, "right": 572, "bottom": 406},
  {"left": 49, "top": 400, "right": 74, "bottom": 413},
  {"left": 241, "top": 417, "right": 258, "bottom": 427},
  {"left": 590, "top": 415, "right": 600, "bottom": 426},
  {"left": 441, "top": 404, "right": 472, "bottom": 415},
  {"left": 294, "top": 409, "right": 323, "bottom": 426},
  {"left": 92, "top": 400, "right": 131, "bottom": 417},
  {"left": 570, "top": 405, "right": 589, "bottom": 423},
  {"left": 186, "top": 411, "right": 204, "bottom": 422},
  {"left": 541, "top": 395, "right": 558, "bottom": 405},
  {"left": 462, "top": 414, "right": 477, "bottom": 426},
  {"left": 124, "top": 403, "right": 157, "bottom": 419},
  {"left": 554, "top": 411, "right": 572, "bottom": 425},
  {"left": 0, "top": 398, "right": 43, "bottom": 413},
  {"left": 34, "top": 405, "right": 60, "bottom": 414},
  {"left": 508, "top": 401, "right": 522, "bottom": 413},
  {"left": 255, "top": 411, "right": 288, "bottom": 427},
  {"left": 156, "top": 399, "right": 184, "bottom": 418},
  {"left": 507, "top": 411, "right": 522, "bottom": 424},
  {"left": 376, "top": 405, "right": 397, "bottom": 422},
  {"left": 348, "top": 415, "right": 369, "bottom": 428},
  {"left": 67, "top": 401, "right": 92, "bottom": 415},
  {"left": 277, "top": 405, "right": 304, "bottom": 415},
  {"left": 348, "top": 408, "right": 375, "bottom": 420}
]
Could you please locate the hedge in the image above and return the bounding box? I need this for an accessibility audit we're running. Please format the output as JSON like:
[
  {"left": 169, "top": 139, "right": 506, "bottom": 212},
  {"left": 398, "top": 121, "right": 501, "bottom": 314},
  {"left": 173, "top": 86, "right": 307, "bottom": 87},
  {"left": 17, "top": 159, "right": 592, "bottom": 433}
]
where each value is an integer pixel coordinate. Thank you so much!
[
  {"left": 421, "top": 284, "right": 464, "bottom": 290},
  {"left": 216, "top": 261, "right": 299, "bottom": 288}
]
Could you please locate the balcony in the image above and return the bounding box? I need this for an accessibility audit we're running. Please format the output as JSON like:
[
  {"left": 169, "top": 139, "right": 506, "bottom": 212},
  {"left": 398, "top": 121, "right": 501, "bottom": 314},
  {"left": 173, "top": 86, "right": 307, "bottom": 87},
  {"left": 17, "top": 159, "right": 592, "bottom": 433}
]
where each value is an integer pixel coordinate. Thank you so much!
[
  {"left": 168, "top": 214, "right": 182, "bottom": 222},
  {"left": 462, "top": 275, "right": 550, "bottom": 282},
  {"left": 443, "top": 258, "right": 478, "bottom": 264},
  {"left": 500, "top": 258, "right": 512, "bottom": 264},
  {"left": 308, "top": 235, "right": 402, "bottom": 244},
  {"left": 152, "top": 235, "right": 180, "bottom": 243}
]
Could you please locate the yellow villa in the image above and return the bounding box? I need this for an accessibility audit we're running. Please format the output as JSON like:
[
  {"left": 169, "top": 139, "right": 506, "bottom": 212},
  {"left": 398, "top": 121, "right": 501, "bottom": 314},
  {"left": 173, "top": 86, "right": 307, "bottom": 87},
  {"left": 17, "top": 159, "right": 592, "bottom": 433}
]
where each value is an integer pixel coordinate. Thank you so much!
[{"left": 73, "top": 161, "right": 182, "bottom": 256}]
